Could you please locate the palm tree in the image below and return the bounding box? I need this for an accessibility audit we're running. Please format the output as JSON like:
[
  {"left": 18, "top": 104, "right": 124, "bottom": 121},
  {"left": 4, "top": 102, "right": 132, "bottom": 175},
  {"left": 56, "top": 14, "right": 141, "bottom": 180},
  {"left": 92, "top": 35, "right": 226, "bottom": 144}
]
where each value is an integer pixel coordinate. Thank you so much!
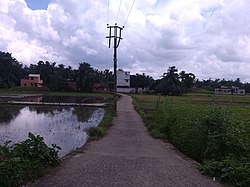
[
  {"left": 180, "top": 71, "right": 196, "bottom": 93},
  {"left": 77, "top": 62, "right": 94, "bottom": 92},
  {"left": 159, "top": 66, "right": 182, "bottom": 96}
]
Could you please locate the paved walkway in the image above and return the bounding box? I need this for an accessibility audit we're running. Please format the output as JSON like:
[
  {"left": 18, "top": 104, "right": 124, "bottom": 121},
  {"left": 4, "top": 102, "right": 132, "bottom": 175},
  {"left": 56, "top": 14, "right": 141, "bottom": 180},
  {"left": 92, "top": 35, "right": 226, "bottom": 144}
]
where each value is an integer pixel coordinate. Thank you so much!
[{"left": 33, "top": 94, "right": 224, "bottom": 187}]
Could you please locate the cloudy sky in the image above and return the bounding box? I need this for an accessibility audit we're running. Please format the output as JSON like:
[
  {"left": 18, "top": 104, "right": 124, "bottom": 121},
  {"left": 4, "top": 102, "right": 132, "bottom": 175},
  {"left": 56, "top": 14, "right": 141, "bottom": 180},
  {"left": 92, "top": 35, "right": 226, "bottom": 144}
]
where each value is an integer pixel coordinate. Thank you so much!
[{"left": 0, "top": 0, "right": 249, "bottom": 81}]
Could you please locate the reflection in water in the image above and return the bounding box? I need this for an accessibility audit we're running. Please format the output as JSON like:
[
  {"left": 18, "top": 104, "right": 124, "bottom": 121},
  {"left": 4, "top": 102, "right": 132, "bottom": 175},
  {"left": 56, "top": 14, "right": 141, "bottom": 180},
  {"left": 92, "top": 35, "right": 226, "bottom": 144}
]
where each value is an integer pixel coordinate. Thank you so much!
[
  {"left": 29, "top": 106, "right": 70, "bottom": 116},
  {"left": 73, "top": 107, "right": 94, "bottom": 122},
  {"left": 0, "top": 105, "right": 23, "bottom": 123},
  {"left": 0, "top": 106, "right": 105, "bottom": 157}
]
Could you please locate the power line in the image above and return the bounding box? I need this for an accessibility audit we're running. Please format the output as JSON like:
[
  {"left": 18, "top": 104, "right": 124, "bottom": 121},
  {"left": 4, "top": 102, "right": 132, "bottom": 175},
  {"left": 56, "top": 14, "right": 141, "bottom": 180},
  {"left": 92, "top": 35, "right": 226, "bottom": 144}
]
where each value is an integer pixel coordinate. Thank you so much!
[
  {"left": 116, "top": 0, "right": 123, "bottom": 23},
  {"left": 124, "top": 0, "right": 136, "bottom": 27},
  {"left": 107, "top": 0, "right": 110, "bottom": 24}
]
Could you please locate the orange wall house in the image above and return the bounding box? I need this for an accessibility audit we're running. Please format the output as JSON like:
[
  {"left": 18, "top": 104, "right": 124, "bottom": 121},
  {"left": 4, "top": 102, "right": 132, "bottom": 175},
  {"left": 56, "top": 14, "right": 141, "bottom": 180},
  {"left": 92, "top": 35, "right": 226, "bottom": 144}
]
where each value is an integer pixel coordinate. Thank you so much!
[{"left": 21, "top": 74, "right": 43, "bottom": 87}]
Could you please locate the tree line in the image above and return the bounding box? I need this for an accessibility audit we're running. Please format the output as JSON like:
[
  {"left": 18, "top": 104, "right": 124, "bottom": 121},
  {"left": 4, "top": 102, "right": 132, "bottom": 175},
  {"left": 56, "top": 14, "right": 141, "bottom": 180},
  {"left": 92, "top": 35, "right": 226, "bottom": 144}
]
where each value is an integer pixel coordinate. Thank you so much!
[
  {"left": 0, "top": 51, "right": 113, "bottom": 92},
  {"left": 0, "top": 51, "right": 249, "bottom": 94}
]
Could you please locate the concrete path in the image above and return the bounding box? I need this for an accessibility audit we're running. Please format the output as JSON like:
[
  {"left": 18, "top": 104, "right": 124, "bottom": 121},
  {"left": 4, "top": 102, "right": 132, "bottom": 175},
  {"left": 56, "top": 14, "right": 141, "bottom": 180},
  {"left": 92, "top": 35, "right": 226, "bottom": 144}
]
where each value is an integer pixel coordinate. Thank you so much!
[{"left": 33, "top": 94, "right": 224, "bottom": 187}]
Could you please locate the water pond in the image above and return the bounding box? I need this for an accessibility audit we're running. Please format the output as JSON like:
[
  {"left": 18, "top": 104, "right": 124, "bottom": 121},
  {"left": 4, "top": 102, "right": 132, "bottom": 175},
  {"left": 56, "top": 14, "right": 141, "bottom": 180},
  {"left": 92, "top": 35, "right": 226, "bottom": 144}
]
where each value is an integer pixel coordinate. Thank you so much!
[
  {"left": 0, "top": 105, "right": 105, "bottom": 157},
  {"left": 0, "top": 94, "right": 111, "bottom": 104}
]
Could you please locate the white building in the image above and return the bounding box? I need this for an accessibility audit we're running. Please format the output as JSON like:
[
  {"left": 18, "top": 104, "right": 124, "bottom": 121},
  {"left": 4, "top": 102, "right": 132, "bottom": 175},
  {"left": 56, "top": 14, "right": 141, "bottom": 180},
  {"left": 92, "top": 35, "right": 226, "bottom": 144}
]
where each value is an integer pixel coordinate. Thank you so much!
[
  {"left": 117, "top": 69, "right": 130, "bottom": 93},
  {"left": 214, "top": 86, "right": 245, "bottom": 95},
  {"left": 232, "top": 86, "right": 245, "bottom": 95}
]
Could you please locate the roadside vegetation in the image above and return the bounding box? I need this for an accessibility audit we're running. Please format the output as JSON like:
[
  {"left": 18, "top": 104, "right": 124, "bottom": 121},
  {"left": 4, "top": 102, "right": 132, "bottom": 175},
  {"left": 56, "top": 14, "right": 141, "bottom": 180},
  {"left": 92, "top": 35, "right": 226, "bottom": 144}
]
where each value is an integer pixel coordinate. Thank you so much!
[
  {"left": 0, "top": 132, "right": 61, "bottom": 187},
  {"left": 132, "top": 94, "right": 250, "bottom": 187},
  {"left": 88, "top": 105, "right": 114, "bottom": 140}
]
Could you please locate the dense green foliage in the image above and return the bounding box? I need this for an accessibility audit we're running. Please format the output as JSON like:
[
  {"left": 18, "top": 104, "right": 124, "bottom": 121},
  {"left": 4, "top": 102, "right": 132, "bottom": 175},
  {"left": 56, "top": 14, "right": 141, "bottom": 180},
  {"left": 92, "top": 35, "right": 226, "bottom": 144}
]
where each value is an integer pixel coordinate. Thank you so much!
[
  {"left": 132, "top": 94, "right": 250, "bottom": 187},
  {"left": 2, "top": 50, "right": 250, "bottom": 94},
  {"left": 154, "top": 99, "right": 249, "bottom": 186},
  {"left": 130, "top": 73, "right": 154, "bottom": 91},
  {"left": 155, "top": 66, "right": 196, "bottom": 96},
  {"left": 0, "top": 51, "right": 113, "bottom": 92},
  {"left": 0, "top": 52, "right": 26, "bottom": 88},
  {"left": 0, "top": 132, "right": 61, "bottom": 187}
]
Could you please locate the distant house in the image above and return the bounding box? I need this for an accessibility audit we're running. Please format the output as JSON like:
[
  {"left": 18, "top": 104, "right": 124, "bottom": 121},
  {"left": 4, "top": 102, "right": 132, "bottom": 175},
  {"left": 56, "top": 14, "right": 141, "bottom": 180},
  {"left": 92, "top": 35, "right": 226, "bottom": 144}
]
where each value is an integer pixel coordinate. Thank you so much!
[
  {"left": 21, "top": 74, "right": 43, "bottom": 87},
  {"left": 92, "top": 83, "right": 109, "bottom": 92},
  {"left": 232, "top": 86, "right": 245, "bottom": 95},
  {"left": 130, "top": 87, "right": 149, "bottom": 94},
  {"left": 65, "top": 79, "right": 77, "bottom": 91},
  {"left": 214, "top": 86, "right": 245, "bottom": 95},
  {"left": 117, "top": 69, "right": 130, "bottom": 93}
]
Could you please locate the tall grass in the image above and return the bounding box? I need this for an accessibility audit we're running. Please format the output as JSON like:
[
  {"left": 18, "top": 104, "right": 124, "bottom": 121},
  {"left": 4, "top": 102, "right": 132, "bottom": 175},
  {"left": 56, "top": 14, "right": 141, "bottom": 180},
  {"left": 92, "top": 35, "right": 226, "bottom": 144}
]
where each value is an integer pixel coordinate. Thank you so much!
[{"left": 153, "top": 97, "right": 249, "bottom": 186}]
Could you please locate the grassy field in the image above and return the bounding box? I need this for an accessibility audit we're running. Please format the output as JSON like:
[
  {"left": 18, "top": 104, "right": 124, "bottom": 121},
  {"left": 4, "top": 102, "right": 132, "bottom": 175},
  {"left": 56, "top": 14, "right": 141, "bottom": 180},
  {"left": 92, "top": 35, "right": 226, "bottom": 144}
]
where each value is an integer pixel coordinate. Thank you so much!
[
  {"left": 132, "top": 93, "right": 250, "bottom": 116},
  {"left": 132, "top": 93, "right": 250, "bottom": 187}
]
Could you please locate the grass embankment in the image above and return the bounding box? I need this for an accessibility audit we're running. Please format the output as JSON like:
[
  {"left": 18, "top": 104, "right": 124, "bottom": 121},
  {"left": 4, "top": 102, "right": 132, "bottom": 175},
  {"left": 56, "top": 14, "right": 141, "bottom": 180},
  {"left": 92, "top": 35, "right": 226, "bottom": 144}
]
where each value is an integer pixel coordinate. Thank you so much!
[
  {"left": 88, "top": 106, "right": 114, "bottom": 140},
  {"left": 132, "top": 94, "right": 250, "bottom": 187}
]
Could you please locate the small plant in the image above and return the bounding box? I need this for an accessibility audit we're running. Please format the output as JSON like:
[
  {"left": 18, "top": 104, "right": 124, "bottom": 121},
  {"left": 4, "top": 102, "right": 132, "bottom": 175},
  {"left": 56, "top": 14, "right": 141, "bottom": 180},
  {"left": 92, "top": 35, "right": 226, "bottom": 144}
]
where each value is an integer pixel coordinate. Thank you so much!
[{"left": 0, "top": 132, "right": 61, "bottom": 187}]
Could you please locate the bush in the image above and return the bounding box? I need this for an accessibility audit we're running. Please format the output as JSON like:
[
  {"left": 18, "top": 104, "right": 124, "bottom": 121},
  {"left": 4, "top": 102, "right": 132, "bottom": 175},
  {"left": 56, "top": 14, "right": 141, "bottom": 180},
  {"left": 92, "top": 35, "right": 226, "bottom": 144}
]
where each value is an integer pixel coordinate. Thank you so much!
[
  {"left": 150, "top": 128, "right": 166, "bottom": 139},
  {"left": 200, "top": 157, "right": 250, "bottom": 187},
  {"left": 0, "top": 132, "right": 61, "bottom": 187}
]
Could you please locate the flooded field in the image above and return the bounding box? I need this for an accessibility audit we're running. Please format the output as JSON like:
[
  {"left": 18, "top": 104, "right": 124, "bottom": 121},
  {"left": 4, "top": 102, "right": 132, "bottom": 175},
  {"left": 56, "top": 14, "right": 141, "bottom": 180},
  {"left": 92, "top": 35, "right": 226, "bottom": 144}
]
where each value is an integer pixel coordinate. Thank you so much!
[
  {"left": 0, "top": 105, "right": 105, "bottom": 157},
  {"left": 0, "top": 94, "right": 111, "bottom": 104}
]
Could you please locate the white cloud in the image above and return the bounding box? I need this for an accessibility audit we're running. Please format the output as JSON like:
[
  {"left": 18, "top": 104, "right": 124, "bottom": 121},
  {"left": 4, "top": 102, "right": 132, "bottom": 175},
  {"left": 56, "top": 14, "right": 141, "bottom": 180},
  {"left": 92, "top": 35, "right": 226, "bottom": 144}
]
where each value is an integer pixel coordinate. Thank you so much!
[{"left": 0, "top": 0, "right": 250, "bottom": 82}]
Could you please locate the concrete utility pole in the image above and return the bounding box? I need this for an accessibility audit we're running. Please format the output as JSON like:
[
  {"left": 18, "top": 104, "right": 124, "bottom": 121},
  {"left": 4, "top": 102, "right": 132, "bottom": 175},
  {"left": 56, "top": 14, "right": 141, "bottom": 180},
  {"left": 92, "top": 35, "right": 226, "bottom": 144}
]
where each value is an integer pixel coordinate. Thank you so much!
[{"left": 106, "top": 23, "right": 124, "bottom": 112}]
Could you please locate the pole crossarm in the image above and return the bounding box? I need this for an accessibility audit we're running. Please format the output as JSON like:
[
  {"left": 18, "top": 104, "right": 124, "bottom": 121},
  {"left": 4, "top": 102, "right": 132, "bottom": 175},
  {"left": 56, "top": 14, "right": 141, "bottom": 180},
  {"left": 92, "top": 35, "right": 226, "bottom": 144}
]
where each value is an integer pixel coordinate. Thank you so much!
[{"left": 106, "top": 23, "right": 124, "bottom": 48}]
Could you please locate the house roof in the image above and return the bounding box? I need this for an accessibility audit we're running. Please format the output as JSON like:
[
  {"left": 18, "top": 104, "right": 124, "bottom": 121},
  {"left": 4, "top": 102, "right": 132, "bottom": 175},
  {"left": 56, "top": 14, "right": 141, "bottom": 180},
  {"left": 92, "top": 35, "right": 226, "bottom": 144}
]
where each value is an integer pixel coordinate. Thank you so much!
[{"left": 28, "top": 74, "right": 40, "bottom": 77}]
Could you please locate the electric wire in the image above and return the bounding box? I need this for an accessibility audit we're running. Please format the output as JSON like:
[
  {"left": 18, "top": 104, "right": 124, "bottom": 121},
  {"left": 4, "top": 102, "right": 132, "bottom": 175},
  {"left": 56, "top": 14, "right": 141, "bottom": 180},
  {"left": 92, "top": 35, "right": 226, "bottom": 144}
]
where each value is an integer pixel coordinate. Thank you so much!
[
  {"left": 116, "top": 0, "right": 123, "bottom": 23},
  {"left": 105, "top": 0, "right": 110, "bottom": 70},
  {"left": 107, "top": 0, "right": 110, "bottom": 24},
  {"left": 124, "top": 0, "right": 136, "bottom": 27}
]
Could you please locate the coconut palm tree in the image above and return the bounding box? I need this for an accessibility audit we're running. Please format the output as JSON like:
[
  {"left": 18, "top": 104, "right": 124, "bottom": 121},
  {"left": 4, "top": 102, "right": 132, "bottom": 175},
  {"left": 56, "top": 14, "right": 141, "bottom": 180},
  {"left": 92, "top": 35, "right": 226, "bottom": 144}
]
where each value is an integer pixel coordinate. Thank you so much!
[{"left": 159, "top": 66, "right": 182, "bottom": 96}]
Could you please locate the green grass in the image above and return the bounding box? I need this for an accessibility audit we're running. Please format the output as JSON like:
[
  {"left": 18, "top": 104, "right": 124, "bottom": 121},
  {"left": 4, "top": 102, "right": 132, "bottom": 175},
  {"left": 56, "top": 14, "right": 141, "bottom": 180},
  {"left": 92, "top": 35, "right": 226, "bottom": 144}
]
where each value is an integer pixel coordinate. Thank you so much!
[
  {"left": 132, "top": 93, "right": 250, "bottom": 187},
  {"left": 132, "top": 93, "right": 250, "bottom": 115},
  {"left": 87, "top": 106, "right": 114, "bottom": 141}
]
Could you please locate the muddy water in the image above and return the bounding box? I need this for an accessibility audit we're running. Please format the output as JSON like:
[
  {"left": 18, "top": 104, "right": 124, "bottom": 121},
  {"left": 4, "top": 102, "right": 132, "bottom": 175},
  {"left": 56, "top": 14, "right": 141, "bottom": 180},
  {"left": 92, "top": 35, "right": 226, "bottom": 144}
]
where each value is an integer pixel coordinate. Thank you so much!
[{"left": 0, "top": 105, "right": 105, "bottom": 157}]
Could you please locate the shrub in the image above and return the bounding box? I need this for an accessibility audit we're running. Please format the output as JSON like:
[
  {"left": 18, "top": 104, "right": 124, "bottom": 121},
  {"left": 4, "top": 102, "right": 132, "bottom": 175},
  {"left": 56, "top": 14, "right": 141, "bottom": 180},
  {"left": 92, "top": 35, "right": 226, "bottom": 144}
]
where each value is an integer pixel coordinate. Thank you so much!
[
  {"left": 200, "top": 157, "right": 250, "bottom": 187},
  {"left": 0, "top": 132, "right": 61, "bottom": 187}
]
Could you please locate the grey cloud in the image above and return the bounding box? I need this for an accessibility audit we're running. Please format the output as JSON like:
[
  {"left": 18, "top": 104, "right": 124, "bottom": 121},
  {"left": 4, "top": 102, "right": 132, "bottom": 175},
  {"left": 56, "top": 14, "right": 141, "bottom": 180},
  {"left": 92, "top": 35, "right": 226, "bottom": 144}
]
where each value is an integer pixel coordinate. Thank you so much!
[{"left": 0, "top": 0, "right": 250, "bottom": 81}]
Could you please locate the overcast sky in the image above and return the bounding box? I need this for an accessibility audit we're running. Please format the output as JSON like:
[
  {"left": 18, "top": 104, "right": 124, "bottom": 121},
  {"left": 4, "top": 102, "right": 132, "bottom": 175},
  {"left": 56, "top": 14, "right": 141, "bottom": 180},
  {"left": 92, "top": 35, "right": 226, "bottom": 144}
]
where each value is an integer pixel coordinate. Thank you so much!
[{"left": 0, "top": 0, "right": 249, "bottom": 81}]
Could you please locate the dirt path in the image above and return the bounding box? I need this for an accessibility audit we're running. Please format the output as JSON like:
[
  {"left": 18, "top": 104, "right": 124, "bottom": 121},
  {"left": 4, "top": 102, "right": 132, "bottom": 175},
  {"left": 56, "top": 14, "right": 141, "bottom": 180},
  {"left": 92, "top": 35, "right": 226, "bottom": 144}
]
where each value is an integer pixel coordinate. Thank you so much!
[{"left": 32, "top": 94, "right": 224, "bottom": 187}]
